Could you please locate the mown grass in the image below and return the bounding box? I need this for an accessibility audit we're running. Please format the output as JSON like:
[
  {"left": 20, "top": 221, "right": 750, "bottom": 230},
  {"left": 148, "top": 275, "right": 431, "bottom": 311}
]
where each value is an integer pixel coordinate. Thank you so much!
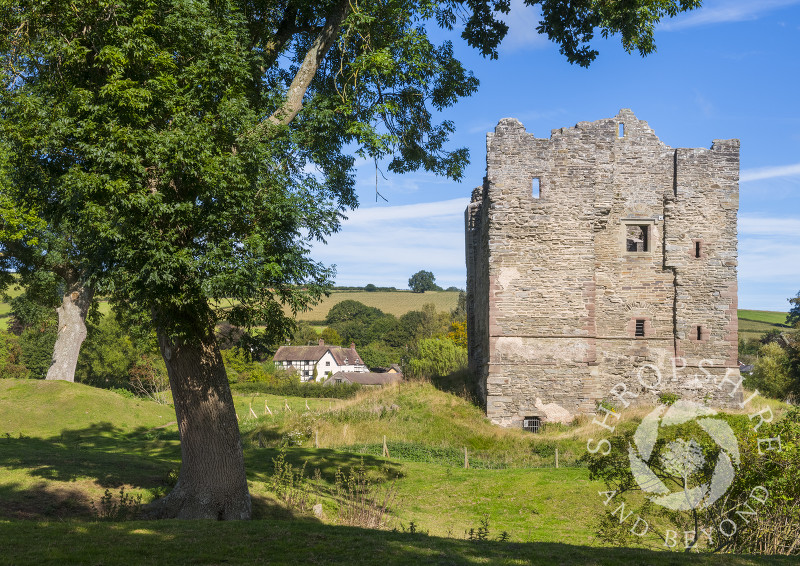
[{"left": 1, "top": 518, "right": 793, "bottom": 566}]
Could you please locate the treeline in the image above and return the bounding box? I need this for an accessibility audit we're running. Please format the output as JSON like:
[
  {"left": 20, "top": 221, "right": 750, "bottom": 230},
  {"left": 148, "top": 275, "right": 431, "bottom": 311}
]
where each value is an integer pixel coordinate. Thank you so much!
[{"left": 329, "top": 284, "right": 462, "bottom": 292}]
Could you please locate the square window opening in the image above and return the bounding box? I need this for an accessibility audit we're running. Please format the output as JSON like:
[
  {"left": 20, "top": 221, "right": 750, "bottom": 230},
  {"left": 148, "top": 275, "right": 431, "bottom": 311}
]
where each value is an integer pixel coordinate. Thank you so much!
[
  {"left": 523, "top": 416, "right": 541, "bottom": 433},
  {"left": 532, "top": 177, "right": 540, "bottom": 199},
  {"left": 626, "top": 225, "right": 649, "bottom": 252},
  {"left": 635, "top": 319, "right": 646, "bottom": 337}
]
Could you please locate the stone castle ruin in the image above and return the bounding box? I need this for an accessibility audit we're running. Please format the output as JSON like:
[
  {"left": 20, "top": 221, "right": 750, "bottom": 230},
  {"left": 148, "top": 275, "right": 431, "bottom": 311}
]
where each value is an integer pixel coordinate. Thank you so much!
[{"left": 465, "top": 109, "right": 742, "bottom": 428}]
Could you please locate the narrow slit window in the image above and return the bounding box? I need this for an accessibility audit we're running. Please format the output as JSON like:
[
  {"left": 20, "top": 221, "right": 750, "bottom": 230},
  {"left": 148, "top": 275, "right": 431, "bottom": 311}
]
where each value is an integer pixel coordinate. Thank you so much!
[
  {"left": 532, "top": 177, "right": 540, "bottom": 199},
  {"left": 618, "top": 123, "right": 625, "bottom": 138},
  {"left": 523, "top": 416, "right": 541, "bottom": 433},
  {"left": 626, "top": 225, "right": 649, "bottom": 252},
  {"left": 696, "top": 325, "right": 702, "bottom": 340},
  {"left": 635, "top": 319, "right": 645, "bottom": 337},
  {"left": 695, "top": 241, "right": 701, "bottom": 258}
]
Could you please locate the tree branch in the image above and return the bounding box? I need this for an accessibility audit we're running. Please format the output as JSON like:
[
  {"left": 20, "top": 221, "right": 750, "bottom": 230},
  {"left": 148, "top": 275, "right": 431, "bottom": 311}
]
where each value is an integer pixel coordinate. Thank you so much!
[{"left": 267, "top": 0, "right": 349, "bottom": 127}]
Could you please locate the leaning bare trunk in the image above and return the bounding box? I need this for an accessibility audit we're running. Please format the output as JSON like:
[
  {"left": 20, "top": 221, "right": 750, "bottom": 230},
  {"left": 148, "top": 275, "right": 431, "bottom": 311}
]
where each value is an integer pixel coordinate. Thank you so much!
[
  {"left": 45, "top": 278, "right": 94, "bottom": 382},
  {"left": 144, "top": 327, "right": 251, "bottom": 520}
]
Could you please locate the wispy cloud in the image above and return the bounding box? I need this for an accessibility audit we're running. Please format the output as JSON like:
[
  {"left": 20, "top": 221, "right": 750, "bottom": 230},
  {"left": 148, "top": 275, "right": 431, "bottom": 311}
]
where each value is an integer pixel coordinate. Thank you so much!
[
  {"left": 738, "top": 214, "right": 800, "bottom": 309},
  {"left": 740, "top": 162, "right": 800, "bottom": 182},
  {"left": 662, "top": 0, "right": 800, "bottom": 30},
  {"left": 312, "top": 198, "right": 469, "bottom": 288}
]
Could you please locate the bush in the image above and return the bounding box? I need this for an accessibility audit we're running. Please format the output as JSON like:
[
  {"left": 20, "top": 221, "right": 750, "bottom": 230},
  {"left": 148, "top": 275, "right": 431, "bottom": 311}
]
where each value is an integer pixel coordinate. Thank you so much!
[
  {"left": 0, "top": 330, "right": 29, "bottom": 379},
  {"left": 405, "top": 338, "right": 468, "bottom": 380},
  {"left": 18, "top": 324, "right": 57, "bottom": 379},
  {"left": 76, "top": 316, "right": 141, "bottom": 388},
  {"left": 746, "top": 341, "right": 796, "bottom": 400}
]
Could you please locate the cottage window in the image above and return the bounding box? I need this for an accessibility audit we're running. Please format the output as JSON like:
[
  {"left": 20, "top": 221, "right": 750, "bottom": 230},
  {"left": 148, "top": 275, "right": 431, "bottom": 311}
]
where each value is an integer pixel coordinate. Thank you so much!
[
  {"left": 335, "top": 378, "right": 342, "bottom": 385},
  {"left": 325, "top": 361, "right": 330, "bottom": 366},
  {"left": 523, "top": 416, "right": 542, "bottom": 433},
  {"left": 626, "top": 225, "right": 649, "bottom": 252},
  {"left": 635, "top": 319, "right": 645, "bottom": 337}
]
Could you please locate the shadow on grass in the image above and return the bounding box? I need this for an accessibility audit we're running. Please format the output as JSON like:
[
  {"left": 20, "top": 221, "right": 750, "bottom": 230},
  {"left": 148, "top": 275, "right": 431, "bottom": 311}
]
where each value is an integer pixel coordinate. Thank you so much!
[
  {"left": 0, "top": 422, "right": 398, "bottom": 522},
  {"left": 0, "top": 422, "right": 180, "bottom": 487},
  {"left": 0, "top": 518, "right": 793, "bottom": 566}
]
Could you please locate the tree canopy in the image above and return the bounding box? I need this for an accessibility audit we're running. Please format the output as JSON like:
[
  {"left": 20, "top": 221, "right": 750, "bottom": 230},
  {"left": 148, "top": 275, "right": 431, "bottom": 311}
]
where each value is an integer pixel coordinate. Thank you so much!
[
  {"left": 409, "top": 270, "right": 438, "bottom": 293},
  {"left": 1, "top": 0, "right": 703, "bottom": 519}
]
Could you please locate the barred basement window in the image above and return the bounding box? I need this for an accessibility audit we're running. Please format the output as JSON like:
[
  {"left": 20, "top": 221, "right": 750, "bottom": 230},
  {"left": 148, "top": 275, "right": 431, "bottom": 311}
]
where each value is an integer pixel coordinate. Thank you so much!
[
  {"left": 635, "top": 319, "right": 646, "bottom": 337},
  {"left": 523, "top": 416, "right": 541, "bottom": 433}
]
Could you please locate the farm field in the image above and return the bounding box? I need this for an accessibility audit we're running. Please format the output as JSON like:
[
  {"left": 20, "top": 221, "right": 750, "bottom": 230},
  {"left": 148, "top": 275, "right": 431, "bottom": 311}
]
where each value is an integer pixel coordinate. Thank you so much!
[{"left": 289, "top": 290, "right": 461, "bottom": 321}]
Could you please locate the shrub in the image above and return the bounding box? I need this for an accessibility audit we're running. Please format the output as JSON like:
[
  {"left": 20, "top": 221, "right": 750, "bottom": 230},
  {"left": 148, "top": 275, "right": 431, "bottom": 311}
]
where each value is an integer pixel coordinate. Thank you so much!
[
  {"left": 0, "top": 330, "right": 29, "bottom": 379},
  {"left": 405, "top": 338, "right": 467, "bottom": 379},
  {"left": 18, "top": 323, "right": 57, "bottom": 379}
]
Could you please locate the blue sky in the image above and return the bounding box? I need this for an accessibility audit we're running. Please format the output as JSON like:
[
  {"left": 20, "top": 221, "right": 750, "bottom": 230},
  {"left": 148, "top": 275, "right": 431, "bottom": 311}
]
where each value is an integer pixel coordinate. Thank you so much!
[{"left": 311, "top": 0, "right": 800, "bottom": 311}]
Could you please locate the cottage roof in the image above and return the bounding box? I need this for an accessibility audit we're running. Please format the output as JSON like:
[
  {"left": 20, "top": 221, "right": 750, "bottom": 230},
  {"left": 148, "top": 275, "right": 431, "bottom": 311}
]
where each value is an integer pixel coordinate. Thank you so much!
[
  {"left": 273, "top": 341, "right": 364, "bottom": 366},
  {"left": 326, "top": 371, "right": 403, "bottom": 386}
]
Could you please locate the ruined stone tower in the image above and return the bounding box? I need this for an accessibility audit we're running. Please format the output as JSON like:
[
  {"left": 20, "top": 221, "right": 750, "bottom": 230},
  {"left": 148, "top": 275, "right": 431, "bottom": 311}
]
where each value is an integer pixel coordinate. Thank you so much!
[{"left": 465, "top": 110, "right": 741, "bottom": 428}]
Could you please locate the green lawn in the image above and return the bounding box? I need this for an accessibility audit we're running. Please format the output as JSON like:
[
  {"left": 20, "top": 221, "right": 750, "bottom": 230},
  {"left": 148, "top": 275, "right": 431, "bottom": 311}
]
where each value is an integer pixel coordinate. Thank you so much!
[{"left": 0, "top": 380, "right": 794, "bottom": 564}]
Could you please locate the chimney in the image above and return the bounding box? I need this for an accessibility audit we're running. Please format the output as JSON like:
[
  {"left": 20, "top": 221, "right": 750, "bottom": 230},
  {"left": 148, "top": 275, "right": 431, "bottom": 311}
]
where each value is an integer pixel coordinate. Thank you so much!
[
  {"left": 319, "top": 339, "right": 324, "bottom": 346},
  {"left": 350, "top": 342, "right": 355, "bottom": 350}
]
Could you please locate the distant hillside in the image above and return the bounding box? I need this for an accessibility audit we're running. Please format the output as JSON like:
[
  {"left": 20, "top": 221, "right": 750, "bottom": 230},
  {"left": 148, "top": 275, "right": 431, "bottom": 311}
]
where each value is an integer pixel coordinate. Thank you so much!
[
  {"left": 291, "top": 290, "right": 461, "bottom": 321},
  {"left": 738, "top": 309, "right": 790, "bottom": 341}
]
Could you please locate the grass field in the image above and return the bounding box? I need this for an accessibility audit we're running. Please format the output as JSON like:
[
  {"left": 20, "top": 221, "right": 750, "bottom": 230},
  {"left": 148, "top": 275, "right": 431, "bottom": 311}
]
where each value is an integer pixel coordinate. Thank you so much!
[
  {"left": 289, "top": 290, "right": 461, "bottom": 321},
  {"left": 0, "top": 378, "right": 794, "bottom": 565}
]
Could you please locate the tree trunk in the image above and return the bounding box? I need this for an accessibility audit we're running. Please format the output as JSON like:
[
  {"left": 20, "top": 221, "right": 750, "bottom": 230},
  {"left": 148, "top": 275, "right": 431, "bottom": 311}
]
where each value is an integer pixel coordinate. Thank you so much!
[
  {"left": 144, "top": 327, "right": 251, "bottom": 520},
  {"left": 45, "top": 276, "right": 94, "bottom": 382}
]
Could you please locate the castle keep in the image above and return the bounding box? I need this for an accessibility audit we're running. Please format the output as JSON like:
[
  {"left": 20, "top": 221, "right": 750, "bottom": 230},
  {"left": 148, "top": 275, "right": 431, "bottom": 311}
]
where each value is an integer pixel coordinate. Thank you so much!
[{"left": 465, "top": 110, "right": 741, "bottom": 428}]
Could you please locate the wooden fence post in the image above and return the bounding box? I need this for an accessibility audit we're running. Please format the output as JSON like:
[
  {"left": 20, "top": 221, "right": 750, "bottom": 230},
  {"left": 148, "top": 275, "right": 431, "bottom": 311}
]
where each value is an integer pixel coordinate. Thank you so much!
[
  {"left": 464, "top": 447, "right": 469, "bottom": 469},
  {"left": 382, "top": 435, "right": 389, "bottom": 458},
  {"left": 555, "top": 447, "right": 559, "bottom": 469}
]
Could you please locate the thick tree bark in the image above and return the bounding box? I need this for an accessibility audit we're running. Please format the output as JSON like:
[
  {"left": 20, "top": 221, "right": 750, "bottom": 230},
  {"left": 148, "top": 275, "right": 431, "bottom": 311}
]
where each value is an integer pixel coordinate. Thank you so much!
[
  {"left": 144, "top": 327, "right": 251, "bottom": 520},
  {"left": 45, "top": 275, "right": 94, "bottom": 382}
]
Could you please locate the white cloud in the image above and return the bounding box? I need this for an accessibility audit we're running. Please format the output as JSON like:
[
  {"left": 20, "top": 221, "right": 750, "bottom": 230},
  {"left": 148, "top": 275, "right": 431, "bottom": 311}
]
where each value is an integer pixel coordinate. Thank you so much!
[
  {"left": 740, "top": 162, "right": 800, "bottom": 182},
  {"left": 499, "top": 0, "right": 549, "bottom": 52},
  {"left": 312, "top": 198, "right": 470, "bottom": 288},
  {"left": 662, "top": 0, "right": 800, "bottom": 30}
]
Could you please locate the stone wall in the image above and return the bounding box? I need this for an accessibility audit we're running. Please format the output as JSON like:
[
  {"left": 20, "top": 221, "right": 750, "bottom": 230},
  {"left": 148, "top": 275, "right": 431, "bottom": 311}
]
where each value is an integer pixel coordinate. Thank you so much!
[{"left": 465, "top": 110, "right": 741, "bottom": 428}]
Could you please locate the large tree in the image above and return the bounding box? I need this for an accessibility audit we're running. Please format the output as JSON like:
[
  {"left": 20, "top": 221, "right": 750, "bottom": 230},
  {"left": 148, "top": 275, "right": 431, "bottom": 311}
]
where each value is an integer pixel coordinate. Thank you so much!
[{"left": 0, "top": 0, "right": 701, "bottom": 519}]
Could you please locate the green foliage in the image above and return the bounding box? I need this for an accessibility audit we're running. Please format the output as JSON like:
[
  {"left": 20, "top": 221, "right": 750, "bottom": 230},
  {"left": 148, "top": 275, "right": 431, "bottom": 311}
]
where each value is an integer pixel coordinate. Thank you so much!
[
  {"left": 269, "top": 444, "right": 312, "bottom": 514},
  {"left": 18, "top": 324, "right": 57, "bottom": 379},
  {"left": 405, "top": 338, "right": 467, "bottom": 379},
  {"left": 0, "top": 329, "right": 29, "bottom": 379},
  {"left": 787, "top": 291, "right": 800, "bottom": 328},
  {"left": 408, "top": 270, "right": 438, "bottom": 293},
  {"left": 76, "top": 316, "right": 141, "bottom": 388},
  {"left": 658, "top": 392, "right": 679, "bottom": 406},
  {"left": 334, "top": 462, "right": 397, "bottom": 530},
  {"left": 91, "top": 488, "right": 142, "bottom": 522},
  {"left": 584, "top": 407, "right": 800, "bottom": 555},
  {"left": 746, "top": 341, "right": 799, "bottom": 401},
  {"left": 358, "top": 341, "right": 398, "bottom": 369},
  {"left": 320, "top": 327, "right": 342, "bottom": 346}
]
